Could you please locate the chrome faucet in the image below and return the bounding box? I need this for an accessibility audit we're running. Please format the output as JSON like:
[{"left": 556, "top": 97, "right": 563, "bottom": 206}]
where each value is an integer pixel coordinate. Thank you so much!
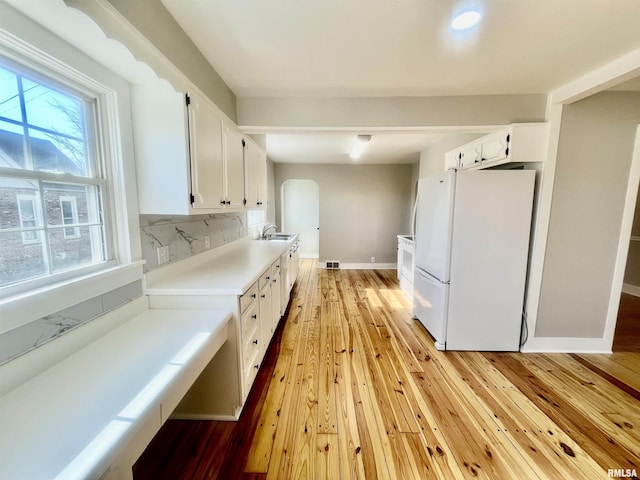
[{"left": 261, "top": 224, "right": 278, "bottom": 238}]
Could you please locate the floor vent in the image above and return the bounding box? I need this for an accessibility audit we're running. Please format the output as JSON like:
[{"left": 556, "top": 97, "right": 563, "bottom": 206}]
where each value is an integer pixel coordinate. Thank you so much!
[{"left": 326, "top": 260, "right": 340, "bottom": 269}]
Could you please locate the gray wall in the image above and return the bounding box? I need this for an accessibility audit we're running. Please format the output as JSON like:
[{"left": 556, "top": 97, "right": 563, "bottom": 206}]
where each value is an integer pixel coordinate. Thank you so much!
[
  {"left": 274, "top": 163, "right": 414, "bottom": 264},
  {"left": 624, "top": 188, "right": 640, "bottom": 287},
  {"left": 536, "top": 92, "right": 640, "bottom": 338},
  {"left": 75, "top": 0, "right": 237, "bottom": 120},
  {"left": 237, "top": 95, "right": 547, "bottom": 128}
]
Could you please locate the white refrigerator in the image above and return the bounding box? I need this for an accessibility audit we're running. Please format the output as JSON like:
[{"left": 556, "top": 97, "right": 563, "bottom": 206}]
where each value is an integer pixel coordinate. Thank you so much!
[{"left": 412, "top": 169, "right": 535, "bottom": 351}]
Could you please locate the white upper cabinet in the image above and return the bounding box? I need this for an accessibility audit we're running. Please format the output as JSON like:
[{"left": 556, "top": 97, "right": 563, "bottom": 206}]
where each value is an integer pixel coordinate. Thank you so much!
[
  {"left": 188, "top": 89, "right": 225, "bottom": 209},
  {"left": 448, "top": 123, "right": 549, "bottom": 171},
  {"left": 131, "top": 81, "right": 267, "bottom": 214},
  {"left": 223, "top": 123, "right": 246, "bottom": 208},
  {"left": 244, "top": 139, "right": 268, "bottom": 209}
]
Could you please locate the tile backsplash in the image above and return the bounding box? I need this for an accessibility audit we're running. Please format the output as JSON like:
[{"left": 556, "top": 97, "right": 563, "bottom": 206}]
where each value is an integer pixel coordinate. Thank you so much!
[
  {"left": 140, "top": 211, "right": 265, "bottom": 271},
  {"left": 0, "top": 281, "right": 143, "bottom": 365}
]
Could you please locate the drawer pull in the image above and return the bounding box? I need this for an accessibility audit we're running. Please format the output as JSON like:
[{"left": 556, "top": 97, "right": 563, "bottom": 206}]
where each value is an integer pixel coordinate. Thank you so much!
[
  {"left": 251, "top": 293, "right": 256, "bottom": 299},
  {"left": 252, "top": 314, "right": 257, "bottom": 319},
  {"left": 253, "top": 339, "right": 258, "bottom": 345},
  {"left": 261, "top": 293, "right": 266, "bottom": 298},
  {"left": 254, "top": 364, "right": 259, "bottom": 370}
]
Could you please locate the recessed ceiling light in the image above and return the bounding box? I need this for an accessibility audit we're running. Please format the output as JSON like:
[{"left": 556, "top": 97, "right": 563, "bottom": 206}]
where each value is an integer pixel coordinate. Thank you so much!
[{"left": 451, "top": 10, "right": 482, "bottom": 30}]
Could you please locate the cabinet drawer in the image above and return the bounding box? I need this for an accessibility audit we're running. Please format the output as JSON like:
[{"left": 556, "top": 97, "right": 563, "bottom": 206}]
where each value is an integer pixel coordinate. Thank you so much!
[
  {"left": 240, "top": 282, "right": 258, "bottom": 313},
  {"left": 271, "top": 261, "right": 281, "bottom": 278},
  {"left": 242, "top": 327, "right": 261, "bottom": 370},
  {"left": 243, "top": 355, "right": 260, "bottom": 398},
  {"left": 258, "top": 270, "right": 272, "bottom": 291},
  {"left": 241, "top": 301, "right": 259, "bottom": 341}
]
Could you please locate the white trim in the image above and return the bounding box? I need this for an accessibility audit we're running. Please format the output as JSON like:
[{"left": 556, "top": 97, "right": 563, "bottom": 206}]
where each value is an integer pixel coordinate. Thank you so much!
[
  {"left": 170, "top": 413, "right": 240, "bottom": 421},
  {"left": 550, "top": 47, "right": 640, "bottom": 105},
  {"left": 602, "top": 125, "right": 640, "bottom": 350},
  {"left": 521, "top": 104, "right": 563, "bottom": 348},
  {"left": 316, "top": 262, "right": 397, "bottom": 270},
  {"left": 622, "top": 283, "right": 640, "bottom": 297},
  {"left": 520, "top": 336, "right": 612, "bottom": 354}
]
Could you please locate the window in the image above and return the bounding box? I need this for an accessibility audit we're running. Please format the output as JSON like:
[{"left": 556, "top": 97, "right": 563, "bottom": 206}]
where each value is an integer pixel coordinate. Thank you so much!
[
  {"left": 0, "top": 59, "right": 109, "bottom": 290},
  {"left": 60, "top": 196, "right": 79, "bottom": 239},
  {"left": 16, "top": 194, "right": 40, "bottom": 244}
]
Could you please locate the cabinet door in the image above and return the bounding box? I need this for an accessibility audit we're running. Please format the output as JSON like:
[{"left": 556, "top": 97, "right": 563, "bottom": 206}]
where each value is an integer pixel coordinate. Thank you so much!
[
  {"left": 481, "top": 132, "right": 510, "bottom": 165},
  {"left": 459, "top": 143, "right": 482, "bottom": 169},
  {"left": 259, "top": 284, "right": 273, "bottom": 356},
  {"left": 188, "top": 91, "right": 225, "bottom": 208},
  {"left": 224, "top": 123, "right": 246, "bottom": 207},
  {"left": 245, "top": 141, "right": 268, "bottom": 208},
  {"left": 271, "top": 268, "right": 281, "bottom": 331}
]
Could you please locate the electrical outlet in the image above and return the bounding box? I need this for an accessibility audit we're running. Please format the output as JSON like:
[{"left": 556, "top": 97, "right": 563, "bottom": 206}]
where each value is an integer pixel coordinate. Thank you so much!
[
  {"left": 204, "top": 235, "right": 211, "bottom": 248},
  {"left": 157, "top": 245, "right": 169, "bottom": 265},
  {"left": 371, "top": 256, "right": 376, "bottom": 263}
]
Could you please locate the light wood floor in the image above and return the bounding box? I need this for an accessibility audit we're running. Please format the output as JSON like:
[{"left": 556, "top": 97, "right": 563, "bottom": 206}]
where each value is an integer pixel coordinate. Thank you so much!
[{"left": 135, "top": 260, "right": 640, "bottom": 479}]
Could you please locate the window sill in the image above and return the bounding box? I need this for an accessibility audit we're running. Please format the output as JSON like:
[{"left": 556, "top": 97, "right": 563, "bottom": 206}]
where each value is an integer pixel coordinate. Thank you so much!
[{"left": 0, "top": 260, "right": 146, "bottom": 335}]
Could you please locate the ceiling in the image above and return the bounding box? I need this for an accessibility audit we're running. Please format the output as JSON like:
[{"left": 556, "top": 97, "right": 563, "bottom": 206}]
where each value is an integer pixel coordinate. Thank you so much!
[{"left": 160, "top": 0, "right": 640, "bottom": 163}]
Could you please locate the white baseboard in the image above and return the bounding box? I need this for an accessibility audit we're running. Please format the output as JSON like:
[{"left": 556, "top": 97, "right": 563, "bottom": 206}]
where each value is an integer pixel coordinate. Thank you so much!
[
  {"left": 521, "top": 336, "right": 612, "bottom": 354},
  {"left": 170, "top": 412, "right": 239, "bottom": 421},
  {"left": 622, "top": 283, "right": 640, "bottom": 297},
  {"left": 317, "top": 262, "right": 397, "bottom": 270}
]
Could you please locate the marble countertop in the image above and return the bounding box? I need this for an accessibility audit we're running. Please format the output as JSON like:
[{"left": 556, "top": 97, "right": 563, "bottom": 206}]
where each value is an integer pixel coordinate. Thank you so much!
[{"left": 144, "top": 236, "right": 298, "bottom": 296}]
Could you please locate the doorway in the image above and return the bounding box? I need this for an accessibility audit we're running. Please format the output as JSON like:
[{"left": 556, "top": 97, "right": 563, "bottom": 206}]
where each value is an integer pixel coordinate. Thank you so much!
[
  {"left": 282, "top": 179, "right": 319, "bottom": 258},
  {"left": 613, "top": 181, "right": 640, "bottom": 352},
  {"left": 610, "top": 125, "right": 640, "bottom": 352}
]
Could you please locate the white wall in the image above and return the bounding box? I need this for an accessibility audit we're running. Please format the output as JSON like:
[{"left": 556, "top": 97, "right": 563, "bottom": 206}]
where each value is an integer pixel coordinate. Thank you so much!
[
  {"left": 274, "top": 163, "right": 414, "bottom": 264},
  {"left": 535, "top": 92, "right": 640, "bottom": 338},
  {"left": 70, "top": 0, "right": 237, "bottom": 121}
]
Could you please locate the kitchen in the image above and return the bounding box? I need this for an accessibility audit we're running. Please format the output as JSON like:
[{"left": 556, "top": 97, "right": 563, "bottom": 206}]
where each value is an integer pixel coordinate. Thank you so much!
[{"left": 1, "top": 1, "right": 640, "bottom": 479}]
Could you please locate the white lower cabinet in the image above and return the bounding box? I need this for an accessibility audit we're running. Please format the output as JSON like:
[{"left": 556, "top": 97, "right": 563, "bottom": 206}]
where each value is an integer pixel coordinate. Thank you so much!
[{"left": 148, "top": 259, "right": 288, "bottom": 419}]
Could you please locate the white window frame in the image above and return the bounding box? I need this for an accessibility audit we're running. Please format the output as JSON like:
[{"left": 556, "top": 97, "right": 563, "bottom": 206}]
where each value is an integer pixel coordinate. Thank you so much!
[
  {"left": 16, "top": 193, "right": 40, "bottom": 244},
  {"left": 0, "top": 30, "right": 131, "bottom": 307},
  {"left": 59, "top": 195, "right": 80, "bottom": 239}
]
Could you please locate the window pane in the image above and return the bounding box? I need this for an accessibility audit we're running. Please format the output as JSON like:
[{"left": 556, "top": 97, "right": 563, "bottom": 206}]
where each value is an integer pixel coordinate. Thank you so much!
[
  {"left": 43, "top": 182, "right": 99, "bottom": 227},
  {"left": 0, "top": 178, "right": 40, "bottom": 232},
  {"left": 0, "top": 66, "right": 22, "bottom": 122},
  {"left": 0, "top": 121, "right": 27, "bottom": 169},
  {"left": 22, "top": 78, "right": 85, "bottom": 138},
  {"left": 48, "top": 225, "right": 105, "bottom": 273},
  {"left": 0, "top": 231, "right": 46, "bottom": 286},
  {"left": 29, "top": 128, "right": 87, "bottom": 176}
]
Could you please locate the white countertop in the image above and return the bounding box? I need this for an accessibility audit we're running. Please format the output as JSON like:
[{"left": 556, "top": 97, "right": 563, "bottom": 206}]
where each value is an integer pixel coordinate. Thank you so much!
[
  {"left": 0, "top": 309, "right": 230, "bottom": 480},
  {"left": 144, "top": 237, "right": 297, "bottom": 296}
]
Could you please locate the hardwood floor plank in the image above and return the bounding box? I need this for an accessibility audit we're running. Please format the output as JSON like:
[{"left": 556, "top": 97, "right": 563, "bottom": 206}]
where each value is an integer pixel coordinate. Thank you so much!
[
  {"left": 574, "top": 353, "right": 640, "bottom": 400},
  {"left": 135, "top": 261, "right": 640, "bottom": 480},
  {"left": 489, "top": 352, "right": 640, "bottom": 472},
  {"left": 447, "top": 352, "right": 605, "bottom": 479}
]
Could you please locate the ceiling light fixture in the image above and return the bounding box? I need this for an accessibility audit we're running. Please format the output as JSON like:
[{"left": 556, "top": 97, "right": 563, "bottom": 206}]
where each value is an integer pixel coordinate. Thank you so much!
[
  {"left": 350, "top": 135, "right": 371, "bottom": 159},
  {"left": 451, "top": 10, "right": 482, "bottom": 30}
]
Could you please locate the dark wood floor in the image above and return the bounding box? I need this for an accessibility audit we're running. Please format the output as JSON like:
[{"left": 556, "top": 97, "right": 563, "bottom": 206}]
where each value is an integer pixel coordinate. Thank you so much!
[
  {"left": 134, "top": 261, "right": 640, "bottom": 479},
  {"left": 614, "top": 292, "right": 640, "bottom": 352}
]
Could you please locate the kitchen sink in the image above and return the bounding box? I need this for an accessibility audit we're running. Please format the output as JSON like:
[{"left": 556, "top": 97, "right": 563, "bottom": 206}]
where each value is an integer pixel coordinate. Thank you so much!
[{"left": 257, "top": 233, "right": 297, "bottom": 241}]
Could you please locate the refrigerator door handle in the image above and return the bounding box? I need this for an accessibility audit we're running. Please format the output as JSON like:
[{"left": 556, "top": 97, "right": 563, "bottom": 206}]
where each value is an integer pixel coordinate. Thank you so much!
[{"left": 415, "top": 267, "right": 447, "bottom": 286}]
